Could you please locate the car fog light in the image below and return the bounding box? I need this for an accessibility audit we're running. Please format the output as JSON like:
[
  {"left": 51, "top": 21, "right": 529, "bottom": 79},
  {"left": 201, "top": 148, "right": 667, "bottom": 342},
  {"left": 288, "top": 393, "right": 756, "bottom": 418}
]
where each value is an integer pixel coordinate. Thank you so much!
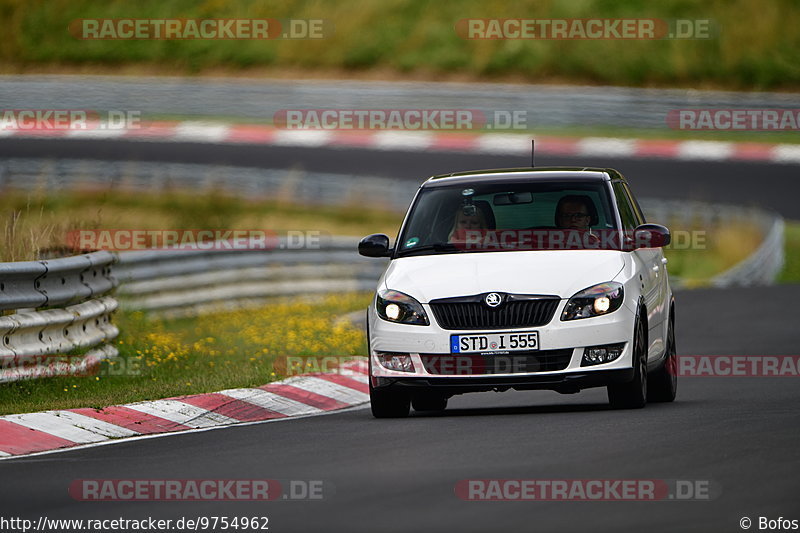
[
  {"left": 582, "top": 343, "right": 625, "bottom": 367},
  {"left": 376, "top": 352, "right": 415, "bottom": 372},
  {"left": 587, "top": 348, "right": 605, "bottom": 363}
]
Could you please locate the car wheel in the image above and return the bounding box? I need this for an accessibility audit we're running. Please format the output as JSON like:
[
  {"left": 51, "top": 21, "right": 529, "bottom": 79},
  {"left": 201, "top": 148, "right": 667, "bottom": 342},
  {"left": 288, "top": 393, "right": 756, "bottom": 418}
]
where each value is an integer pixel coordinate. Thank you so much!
[
  {"left": 370, "top": 383, "right": 410, "bottom": 418},
  {"left": 608, "top": 315, "right": 647, "bottom": 409},
  {"left": 412, "top": 393, "right": 448, "bottom": 412},
  {"left": 647, "top": 310, "right": 677, "bottom": 403},
  {"left": 367, "top": 317, "right": 410, "bottom": 418}
]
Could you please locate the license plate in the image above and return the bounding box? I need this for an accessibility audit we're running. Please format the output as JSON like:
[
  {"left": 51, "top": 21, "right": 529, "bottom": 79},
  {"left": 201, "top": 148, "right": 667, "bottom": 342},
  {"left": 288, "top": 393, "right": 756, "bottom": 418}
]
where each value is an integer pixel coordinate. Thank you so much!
[{"left": 450, "top": 331, "right": 539, "bottom": 354}]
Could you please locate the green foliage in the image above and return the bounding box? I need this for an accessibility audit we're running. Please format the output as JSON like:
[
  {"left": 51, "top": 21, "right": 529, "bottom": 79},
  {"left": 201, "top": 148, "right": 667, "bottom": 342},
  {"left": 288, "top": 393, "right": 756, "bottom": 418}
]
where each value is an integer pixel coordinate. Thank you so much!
[{"left": 1, "top": 0, "right": 798, "bottom": 89}]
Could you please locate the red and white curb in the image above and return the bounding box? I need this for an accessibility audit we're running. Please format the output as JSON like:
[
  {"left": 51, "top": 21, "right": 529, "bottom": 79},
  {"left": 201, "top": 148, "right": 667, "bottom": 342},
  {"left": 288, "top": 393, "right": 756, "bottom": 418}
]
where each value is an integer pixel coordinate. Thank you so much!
[
  {"left": 0, "top": 359, "right": 369, "bottom": 459},
  {"left": 3, "top": 121, "right": 800, "bottom": 164}
]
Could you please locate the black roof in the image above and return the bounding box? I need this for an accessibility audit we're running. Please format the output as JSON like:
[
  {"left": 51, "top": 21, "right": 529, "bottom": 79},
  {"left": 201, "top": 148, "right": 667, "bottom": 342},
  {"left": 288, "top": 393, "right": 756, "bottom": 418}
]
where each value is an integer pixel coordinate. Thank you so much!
[{"left": 421, "top": 167, "right": 625, "bottom": 188}]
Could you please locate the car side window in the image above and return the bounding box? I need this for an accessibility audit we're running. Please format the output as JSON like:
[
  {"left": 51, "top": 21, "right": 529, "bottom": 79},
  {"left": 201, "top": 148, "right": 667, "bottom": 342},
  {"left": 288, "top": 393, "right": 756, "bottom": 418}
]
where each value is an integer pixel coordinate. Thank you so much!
[
  {"left": 622, "top": 183, "right": 646, "bottom": 225},
  {"left": 612, "top": 182, "right": 637, "bottom": 231}
]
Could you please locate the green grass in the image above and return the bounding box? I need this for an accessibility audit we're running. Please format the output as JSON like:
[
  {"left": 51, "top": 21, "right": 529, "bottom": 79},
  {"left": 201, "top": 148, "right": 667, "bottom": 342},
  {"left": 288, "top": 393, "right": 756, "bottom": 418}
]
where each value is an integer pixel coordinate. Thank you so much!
[
  {"left": 662, "top": 222, "right": 764, "bottom": 286},
  {"left": 2, "top": 0, "right": 800, "bottom": 90},
  {"left": 0, "top": 294, "right": 370, "bottom": 415},
  {"left": 778, "top": 221, "right": 800, "bottom": 283},
  {"left": 0, "top": 188, "right": 403, "bottom": 262}
]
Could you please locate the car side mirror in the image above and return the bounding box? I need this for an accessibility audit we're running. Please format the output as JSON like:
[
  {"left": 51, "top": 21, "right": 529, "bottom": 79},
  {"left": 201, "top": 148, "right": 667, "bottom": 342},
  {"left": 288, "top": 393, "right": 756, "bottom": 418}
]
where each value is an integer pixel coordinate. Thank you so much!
[
  {"left": 358, "top": 233, "right": 393, "bottom": 257},
  {"left": 633, "top": 224, "right": 671, "bottom": 249}
]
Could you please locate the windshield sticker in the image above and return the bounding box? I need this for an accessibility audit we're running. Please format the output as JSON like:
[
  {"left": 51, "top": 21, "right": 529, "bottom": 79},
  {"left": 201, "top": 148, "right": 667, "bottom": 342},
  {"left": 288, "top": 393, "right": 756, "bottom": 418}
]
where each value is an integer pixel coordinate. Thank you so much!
[{"left": 404, "top": 237, "right": 420, "bottom": 248}]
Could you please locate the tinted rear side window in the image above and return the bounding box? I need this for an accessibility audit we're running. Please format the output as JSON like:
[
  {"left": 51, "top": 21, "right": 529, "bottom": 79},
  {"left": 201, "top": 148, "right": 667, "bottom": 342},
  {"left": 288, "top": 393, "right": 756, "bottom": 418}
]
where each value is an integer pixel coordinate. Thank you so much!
[
  {"left": 612, "top": 182, "right": 637, "bottom": 231},
  {"left": 623, "top": 182, "right": 646, "bottom": 225}
]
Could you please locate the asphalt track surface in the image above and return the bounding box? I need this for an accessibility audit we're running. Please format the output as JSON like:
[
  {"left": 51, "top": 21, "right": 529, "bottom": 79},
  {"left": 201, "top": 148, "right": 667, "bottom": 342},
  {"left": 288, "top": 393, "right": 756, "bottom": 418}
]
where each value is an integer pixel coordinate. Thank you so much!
[
  {"left": 1, "top": 137, "right": 799, "bottom": 218},
  {"left": 0, "top": 139, "right": 799, "bottom": 533}
]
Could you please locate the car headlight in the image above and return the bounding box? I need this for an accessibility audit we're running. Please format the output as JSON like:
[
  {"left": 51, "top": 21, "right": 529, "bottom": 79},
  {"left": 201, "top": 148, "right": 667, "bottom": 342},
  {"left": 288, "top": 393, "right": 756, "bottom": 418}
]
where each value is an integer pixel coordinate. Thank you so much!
[
  {"left": 376, "top": 289, "right": 429, "bottom": 326},
  {"left": 561, "top": 282, "right": 624, "bottom": 321}
]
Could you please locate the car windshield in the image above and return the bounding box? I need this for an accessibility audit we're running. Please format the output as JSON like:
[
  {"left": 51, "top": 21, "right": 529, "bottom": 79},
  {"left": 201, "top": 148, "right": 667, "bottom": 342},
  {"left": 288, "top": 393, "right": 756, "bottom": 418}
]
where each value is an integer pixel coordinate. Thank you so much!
[{"left": 396, "top": 179, "right": 618, "bottom": 257}]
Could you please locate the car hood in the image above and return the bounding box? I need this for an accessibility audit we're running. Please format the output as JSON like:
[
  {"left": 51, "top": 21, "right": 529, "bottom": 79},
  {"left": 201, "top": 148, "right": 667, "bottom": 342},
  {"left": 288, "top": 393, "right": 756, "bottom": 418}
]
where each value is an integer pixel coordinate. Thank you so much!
[{"left": 383, "top": 250, "right": 627, "bottom": 302}]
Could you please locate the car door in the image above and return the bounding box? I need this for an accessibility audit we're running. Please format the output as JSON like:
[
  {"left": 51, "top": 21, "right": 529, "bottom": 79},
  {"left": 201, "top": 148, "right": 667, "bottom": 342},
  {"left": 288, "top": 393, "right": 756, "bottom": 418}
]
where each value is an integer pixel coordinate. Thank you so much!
[
  {"left": 625, "top": 182, "right": 669, "bottom": 359},
  {"left": 613, "top": 181, "right": 665, "bottom": 360}
]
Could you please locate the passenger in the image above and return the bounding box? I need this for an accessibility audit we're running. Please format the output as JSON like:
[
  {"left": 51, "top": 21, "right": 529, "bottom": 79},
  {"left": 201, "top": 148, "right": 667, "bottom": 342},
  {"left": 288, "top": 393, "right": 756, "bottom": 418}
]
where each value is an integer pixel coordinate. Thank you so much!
[{"left": 448, "top": 206, "right": 488, "bottom": 242}]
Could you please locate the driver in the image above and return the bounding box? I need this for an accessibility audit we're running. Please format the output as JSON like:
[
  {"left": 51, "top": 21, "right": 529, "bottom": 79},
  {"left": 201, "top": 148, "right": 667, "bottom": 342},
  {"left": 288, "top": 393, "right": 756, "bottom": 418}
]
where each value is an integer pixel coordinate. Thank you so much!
[{"left": 555, "top": 196, "right": 594, "bottom": 230}]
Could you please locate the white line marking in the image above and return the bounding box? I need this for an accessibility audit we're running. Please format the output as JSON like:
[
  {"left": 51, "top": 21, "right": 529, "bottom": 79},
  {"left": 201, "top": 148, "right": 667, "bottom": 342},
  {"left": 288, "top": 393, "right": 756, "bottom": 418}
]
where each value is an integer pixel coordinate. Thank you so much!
[
  {"left": 0, "top": 368, "right": 370, "bottom": 459},
  {"left": 372, "top": 131, "right": 434, "bottom": 150},
  {"left": 219, "top": 388, "right": 322, "bottom": 416},
  {"left": 0, "top": 412, "right": 107, "bottom": 444},
  {"left": 283, "top": 376, "right": 369, "bottom": 404},
  {"left": 0, "top": 404, "right": 370, "bottom": 462},
  {"left": 66, "top": 128, "right": 128, "bottom": 140},
  {"left": 42, "top": 410, "right": 139, "bottom": 438},
  {"left": 676, "top": 141, "right": 734, "bottom": 160},
  {"left": 343, "top": 359, "right": 369, "bottom": 371},
  {"left": 577, "top": 137, "right": 636, "bottom": 157},
  {"left": 272, "top": 129, "right": 333, "bottom": 147},
  {"left": 474, "top": 134, "right": 530, "bottom": 155},
  {"left": 173, "top": 121, "right": 231, "bottom": 143},
  {"left": 341, "top": 363, "right": 369, "bottom": 380},
  {"left": 772, "top": 144, "right": 800, "bottom": 163},
  {"left": 340, "top": 372, "right": 368, "bottom": 384},
  {"left": 124, "top": 400, "right": 239, "bottom": 428}
]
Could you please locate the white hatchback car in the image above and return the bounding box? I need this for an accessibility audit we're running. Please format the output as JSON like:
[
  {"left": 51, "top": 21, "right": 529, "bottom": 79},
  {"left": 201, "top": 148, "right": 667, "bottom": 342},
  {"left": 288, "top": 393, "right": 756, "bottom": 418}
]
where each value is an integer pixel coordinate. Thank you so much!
[{"left": 359, "top": 167, "right": 676, "bottom": 418}]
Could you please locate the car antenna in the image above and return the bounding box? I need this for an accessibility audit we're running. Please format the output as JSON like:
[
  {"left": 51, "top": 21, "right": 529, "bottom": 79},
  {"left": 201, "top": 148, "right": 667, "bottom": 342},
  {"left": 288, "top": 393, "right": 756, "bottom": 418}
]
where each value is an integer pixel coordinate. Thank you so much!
[{"left": 530, "top": 139, "right": 535, "bottom": 167}]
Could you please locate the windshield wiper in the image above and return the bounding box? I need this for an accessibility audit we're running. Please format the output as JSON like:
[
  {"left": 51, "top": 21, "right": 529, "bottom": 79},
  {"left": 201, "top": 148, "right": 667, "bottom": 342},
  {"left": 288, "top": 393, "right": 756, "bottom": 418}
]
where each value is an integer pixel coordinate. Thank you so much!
[{"left": 396, "top": 242, "right": 461, "bottom": 256}]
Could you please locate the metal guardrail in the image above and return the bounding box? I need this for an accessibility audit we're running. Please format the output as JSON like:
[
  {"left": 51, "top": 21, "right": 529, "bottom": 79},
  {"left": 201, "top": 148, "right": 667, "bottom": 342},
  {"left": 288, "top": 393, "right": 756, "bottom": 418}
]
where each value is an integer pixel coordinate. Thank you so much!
[
  {"left": 639, "top": 199, "right": 785, "bottom": 287},
  {"left": 1, "top": 75, "right": 799, "bottom": 129},
  {"left": 711, "top": 216, "right": 785, "bottom": 287},
  {"left": 0, "top": 158, "right": 416, "bottom": 213},
  {"left": 115, "top": 237, "right": 387, "bottom": 316},
  {"left": 0, "top": 250, "right": 116, "bottom": 310},
  {"left": 0, "top": 252, "right": 119, "bottom": 383}
]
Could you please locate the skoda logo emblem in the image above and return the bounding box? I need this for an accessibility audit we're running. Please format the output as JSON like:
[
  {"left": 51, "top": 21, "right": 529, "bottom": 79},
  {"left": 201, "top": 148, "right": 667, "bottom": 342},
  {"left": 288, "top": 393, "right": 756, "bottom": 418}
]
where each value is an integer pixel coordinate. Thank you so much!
[{"left": 485, "top": 293, "right": 502, "bottom": 307}]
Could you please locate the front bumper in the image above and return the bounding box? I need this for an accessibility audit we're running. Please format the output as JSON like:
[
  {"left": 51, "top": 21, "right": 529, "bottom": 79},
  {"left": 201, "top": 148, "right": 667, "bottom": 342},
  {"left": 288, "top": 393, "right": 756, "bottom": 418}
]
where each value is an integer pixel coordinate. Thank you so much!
[
  {"left": 368, "top": 297, "right": 637, "bottom": 392},
  {"left": 371, "top": 368, "right": 635, "bottom": 394}
]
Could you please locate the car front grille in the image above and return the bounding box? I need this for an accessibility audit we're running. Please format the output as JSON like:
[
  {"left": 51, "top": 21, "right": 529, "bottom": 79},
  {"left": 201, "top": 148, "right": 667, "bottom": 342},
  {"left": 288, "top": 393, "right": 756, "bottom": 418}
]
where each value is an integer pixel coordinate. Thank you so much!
[
  {"left": 429, "top": 294, "right": 560, "bottom": 330},
  {"left": 420, "top": 349, "right": 573, "bottom": 375}
]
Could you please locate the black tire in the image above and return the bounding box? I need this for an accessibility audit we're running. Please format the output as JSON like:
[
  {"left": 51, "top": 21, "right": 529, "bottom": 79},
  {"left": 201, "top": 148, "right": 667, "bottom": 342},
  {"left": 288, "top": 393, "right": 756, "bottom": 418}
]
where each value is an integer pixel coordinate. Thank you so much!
[
  {"left": 608, "top": 315, "right": 647, "bottom": 409},
  {"left": 647, "top": 309, "right": 677, "bottom": 403},
  {"left": 366, "top": 314, "right": 409, "bottom": 418},
  {"left": 412, "top": 393, "right": 448, "bottom": 412},
  {"left": 370, "top": 384, "right": 410, "bottom": 418}
]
